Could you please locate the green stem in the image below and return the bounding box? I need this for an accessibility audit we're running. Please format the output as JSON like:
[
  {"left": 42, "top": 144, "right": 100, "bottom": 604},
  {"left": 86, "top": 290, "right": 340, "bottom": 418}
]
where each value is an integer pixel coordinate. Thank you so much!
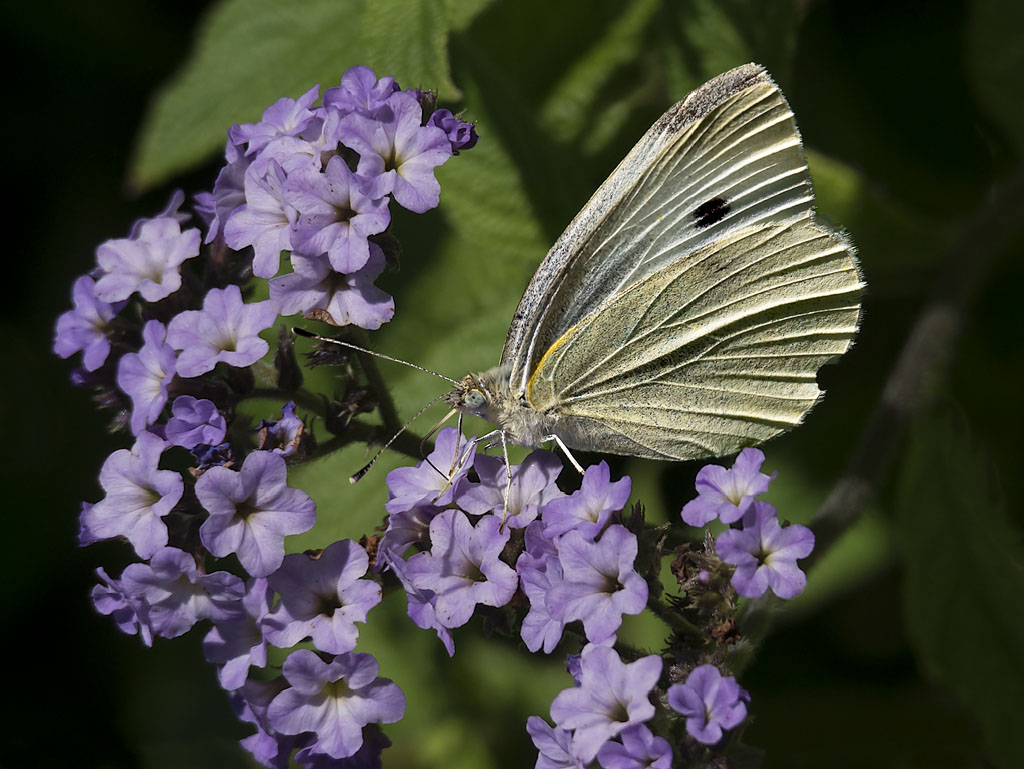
[
  {"left": 299, "top": 419, "right": 429, "bottom": 466},
  {"left": 348, "top": 328, "right": 403, "bottom": 435},
  {"left": 647, "top": 595, "right": 703, "bottom": 637}
]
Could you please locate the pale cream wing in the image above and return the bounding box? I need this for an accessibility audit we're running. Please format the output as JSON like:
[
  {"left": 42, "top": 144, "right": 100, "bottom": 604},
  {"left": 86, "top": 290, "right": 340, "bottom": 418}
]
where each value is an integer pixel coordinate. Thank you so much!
[
  {"left": 526, "top": 219, "right": 864, "bottom": 460},
  {"left": 502, "top": 64, "right": 815, "bottom": 396}
]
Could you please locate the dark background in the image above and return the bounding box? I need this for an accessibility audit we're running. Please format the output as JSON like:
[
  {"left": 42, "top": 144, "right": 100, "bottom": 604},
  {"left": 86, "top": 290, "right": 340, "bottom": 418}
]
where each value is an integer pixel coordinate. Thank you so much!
[{"left": 4, "top": 1, "right": 1022, "bottom": 768}]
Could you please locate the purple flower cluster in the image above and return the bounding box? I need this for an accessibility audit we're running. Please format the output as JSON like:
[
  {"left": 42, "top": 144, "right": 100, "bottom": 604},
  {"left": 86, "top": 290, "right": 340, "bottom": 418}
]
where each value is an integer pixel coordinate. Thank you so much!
[
  {"left": 51, "top": 64, "right": 479, "bottom": 768},
  {"left": 79, "top": 424, "right": 400, "bottom": 765},
  {"left": 668, "top": 665, "right": 749, "bottom": 745},
  {"left": 53, "top": 65, "right": 477, "bottom": 439},
  {"left": 680, "top": 448, "right": 815, "bottom": 599},
  {"left": 548, "top": 644, "right": 664, "bottom": 763},
  {"left": 379, "top": 430, "right": 648, "bottom": 657},
  {"left": 204, "top": 65, "right": 477, "bottom": 329},
  {"left": 717, "top": 501, "right": 815, "bottom": 599}
]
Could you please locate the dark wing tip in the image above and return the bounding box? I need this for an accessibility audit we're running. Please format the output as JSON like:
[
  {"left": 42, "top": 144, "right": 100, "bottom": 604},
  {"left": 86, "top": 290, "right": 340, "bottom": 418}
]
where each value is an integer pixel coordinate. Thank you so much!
[{"left": 654, "top": 63, "right": 770, "bottom": 136}]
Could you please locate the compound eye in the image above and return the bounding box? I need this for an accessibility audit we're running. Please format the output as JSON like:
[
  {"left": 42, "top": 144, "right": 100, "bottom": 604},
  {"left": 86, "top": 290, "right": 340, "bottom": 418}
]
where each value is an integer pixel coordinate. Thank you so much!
[{"left": 464, "top": 389, "right": 486, "bottom": 409}]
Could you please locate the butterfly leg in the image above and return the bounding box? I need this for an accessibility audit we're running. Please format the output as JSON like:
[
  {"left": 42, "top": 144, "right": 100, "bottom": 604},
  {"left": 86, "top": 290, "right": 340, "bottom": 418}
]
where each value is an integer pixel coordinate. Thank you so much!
[
  {"left": 543, "top": 434, "right": 586, "bottom": 476},
  {"left": 446, "top": 412, "right": 466, "bottom": 478},
  {"left": 431, "top": 422, "right": 480, "bottom": 504},
  {"left": 499, "top": 428, "right": 514, "bottom": 529},
  {"left": 478, "top": 428, "right": 503, "bottom": 452}
]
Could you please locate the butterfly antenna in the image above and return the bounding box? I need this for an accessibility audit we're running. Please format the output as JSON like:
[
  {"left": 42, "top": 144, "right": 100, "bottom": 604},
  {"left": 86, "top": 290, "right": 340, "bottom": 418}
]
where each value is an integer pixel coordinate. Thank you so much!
[
  {"left": 350, "top": 394, "right": 449, "bottom": 484},
  {"left": 293, "top": 327, "right": 459, "bottom": 385}
]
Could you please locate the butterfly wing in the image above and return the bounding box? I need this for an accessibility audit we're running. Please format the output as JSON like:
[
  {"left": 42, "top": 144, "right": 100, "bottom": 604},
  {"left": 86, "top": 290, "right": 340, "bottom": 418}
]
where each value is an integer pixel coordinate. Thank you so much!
[
  {"left": 525, "top": 219, "right": 864, "bottom": 459},
  {"left": 501, "top": 63, "right": 819, "bottom": 399}
]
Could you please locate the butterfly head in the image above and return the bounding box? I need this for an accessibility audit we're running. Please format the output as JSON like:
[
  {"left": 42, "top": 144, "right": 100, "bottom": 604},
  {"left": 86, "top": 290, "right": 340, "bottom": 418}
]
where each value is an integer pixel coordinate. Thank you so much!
[{"left": 445, "top": 373, "right": 492, "bottom": 417}]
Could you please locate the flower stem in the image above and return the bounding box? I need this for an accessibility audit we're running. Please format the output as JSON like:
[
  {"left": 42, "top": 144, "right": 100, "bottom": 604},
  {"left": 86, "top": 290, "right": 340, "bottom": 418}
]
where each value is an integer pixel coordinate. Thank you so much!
[
  {"left": 348, "top": 328, "right": 403, "bottom": 436},
  {"left": 647, "top": 595, "right": 703, "bottom": 638}
]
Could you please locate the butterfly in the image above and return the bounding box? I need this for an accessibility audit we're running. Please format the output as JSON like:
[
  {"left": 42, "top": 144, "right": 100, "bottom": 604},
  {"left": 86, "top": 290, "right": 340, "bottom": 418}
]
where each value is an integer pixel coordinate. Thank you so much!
[{"left": 442, "top": 63, "right": 864, "bottom": 470}]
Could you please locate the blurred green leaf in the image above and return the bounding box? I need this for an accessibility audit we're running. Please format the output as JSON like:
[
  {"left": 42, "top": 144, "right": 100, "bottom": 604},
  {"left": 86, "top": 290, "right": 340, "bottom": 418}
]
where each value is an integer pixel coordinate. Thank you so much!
[
  {"left": 897, "top": 407, "right": 1024, "bottom": 769},
  {"left": 129, "top": 0, "right": 460, "bottom": 190},
  {"left": 968, "top": 0, "right": 1024, "bottom": 156},
  {"left": 658, "top": 0, "right": 800, "bottom": 90},
  {"left": 536, "top": 0, "right": 661, "bottom": 147}
]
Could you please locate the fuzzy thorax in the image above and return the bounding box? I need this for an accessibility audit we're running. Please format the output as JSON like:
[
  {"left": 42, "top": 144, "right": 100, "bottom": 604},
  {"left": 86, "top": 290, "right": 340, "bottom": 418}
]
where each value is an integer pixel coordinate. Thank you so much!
[{"left": 444, "top": 365, "right": 556, "bottom": 448}]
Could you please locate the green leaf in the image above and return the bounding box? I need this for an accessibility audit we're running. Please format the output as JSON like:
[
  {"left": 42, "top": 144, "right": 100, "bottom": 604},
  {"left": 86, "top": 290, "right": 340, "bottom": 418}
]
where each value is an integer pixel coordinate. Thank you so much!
[
  {"left": 896, "top": 407, "right": 1024, "bottom": 769},
  {"left": 657, "top": 0, "right": 801, "bottom": 91},
  {"left": 129, "top": 0, "right": 459, "bottom": 190}
]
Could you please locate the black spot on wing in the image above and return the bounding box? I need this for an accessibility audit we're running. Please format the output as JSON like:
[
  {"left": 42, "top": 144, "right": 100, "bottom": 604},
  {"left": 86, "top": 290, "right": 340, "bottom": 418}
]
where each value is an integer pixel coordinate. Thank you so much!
[{"left": 693, "top": 197, "right": 730, "bottom": 229}]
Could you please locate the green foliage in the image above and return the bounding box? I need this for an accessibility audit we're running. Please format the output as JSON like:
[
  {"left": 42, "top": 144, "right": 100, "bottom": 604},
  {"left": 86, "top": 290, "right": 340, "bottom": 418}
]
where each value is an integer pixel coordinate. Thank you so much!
[
  {"left": 897, "top": 408, "right": 1024, "bottom": 769},
  {"left": 129, "top": 0, "right": 462, "bottom": 189}
]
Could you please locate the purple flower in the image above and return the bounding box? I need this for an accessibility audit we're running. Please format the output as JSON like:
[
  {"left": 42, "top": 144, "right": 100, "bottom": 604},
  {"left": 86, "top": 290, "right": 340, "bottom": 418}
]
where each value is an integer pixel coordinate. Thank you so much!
[
  {"left": 681, "top": 448, "right": 775, "bottom": 527},
  {"left": 199, "top": 155, "right": 248, "bottom": 243},
  {"left": 230, "top": 83, "right": 323, "bottom": 157},
  {"left": 80, "top": 431, "right": 182, "bottom": 559},
  {"left": 269, "top": 245, "right": 394, "bottom": 330},
  {"left": 518, "top": 550, "right": 565, "bottom": 654},
  {"left": 596, "top": 724, "right": 672, "bottom": 769},
  {"left": 384, "top": 427, "right": 476, "bottom": 514},
  {"left": 337, "top": 91, "right": 452, "bottom": 213},
  {"left": 94, "top": 214, "right": 201, "bottom": 303},
  {"left": 236, "top": 679, "right": 300, "bottom": 767},
  {"left": 285, "top": 155, "right": 391, "bottom": 273},
  {"left": 267, "top": 649, "right": 405, "bottom": 760},
  {"left": 526, "top": 716, "right": 583, "bottom": 769},
  {"left": 715, "top": 501, "right": 814, "bottom": 599},
  {"left": 263, "top": 539, "right": 382, "bottom": 654},
  {"left": 90, "top": 566, "right": 153, "bottom": 646},
  {"left": 323, "top": 66, "right": 399, "bottom": 117},
  {"left": 667, "top": 664, "right": 749, "bottom": 745},
  {"left": 233, "top": 677, "right": 303, "bottom": 769},
  {"left": 542, "top": 461, "right": 630, "bottom": 539},
  {"left": 426, "top": 108, "right": 479, "bottom": 152},
  {"left": 196, "top": 450, "right": 317, "bottom": 578},
  {"left": 256, "top": 401, "right": 305, "bottom": 456},
  {"left": 517, "top": 523, "right": 566, "bottom": 654},
  {"left": 165, "top": 395, "right": 227, "bottom": 449},
  {"left": 548, "top": 525, "right": 648, "bottom": 644},
  {"left": 550, "top": 644, "right": 662, "bottom": 762},
  {"left": 294, "top": 725, "right": 391, "bottom": 769},
  {"left": 53, "top": 275, "right": 124, "bottom": 371},
  {"left": 457, "top": 449, "right": 564, "bottom": 528},
  {"left": 377, "top": 504, "right": 440, "bottom": 567},
  {"left": 119, "top": 547, "right": 245, "bottom": 639},
  {"left": 388, "top": 555, "right": 454, "bottom": 656},
  {"left": 224, "top": 160, "right": 295, "bottom": 278},
  {"left": 116, "top": 320, "right": 178, "bottom": 435},
  {"left": 251, "top": 135, "right": 325, "bottom": 177},
  {"left": 166, "top": 284, "right": 277, "bottom": 377},
  {"left": 203, "top": 577, "right": 273, "bottom": 690},
  {"left": 403, "top": 510, "right": 518, "bottom": 628}
]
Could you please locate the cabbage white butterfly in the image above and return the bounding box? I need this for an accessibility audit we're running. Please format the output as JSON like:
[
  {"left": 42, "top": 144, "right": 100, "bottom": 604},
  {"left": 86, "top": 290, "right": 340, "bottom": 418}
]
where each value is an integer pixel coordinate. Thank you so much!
[{"left": 444, "top": 63, "right": 863, "bottom": 467}]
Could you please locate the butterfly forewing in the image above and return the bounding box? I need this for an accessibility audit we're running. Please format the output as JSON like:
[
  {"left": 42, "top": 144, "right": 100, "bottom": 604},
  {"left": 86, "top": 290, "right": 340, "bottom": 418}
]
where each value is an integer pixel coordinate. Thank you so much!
[
  {"left": 526, "top": 219, "right": 864, "bottom": 460},
  {"left": 502, "top": 64, "right": 815, "bottom": 397}
]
